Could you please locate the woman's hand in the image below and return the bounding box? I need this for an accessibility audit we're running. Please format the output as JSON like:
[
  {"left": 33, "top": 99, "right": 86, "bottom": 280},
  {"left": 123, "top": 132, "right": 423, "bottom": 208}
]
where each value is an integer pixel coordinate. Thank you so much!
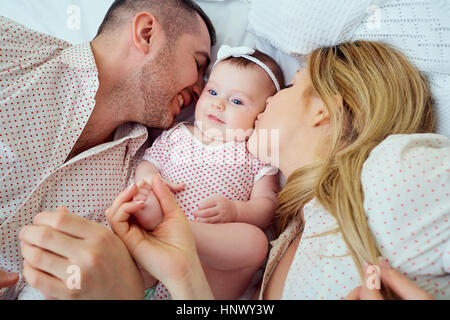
[
  {"left": 106, "top": 175, "right": 213, "bottom": 300},
  {"left": 345, "top": 258, "right": 435, "bottom": 300},
  {"left": 0, "top": 269, "right": 19, "bottom": 288}
]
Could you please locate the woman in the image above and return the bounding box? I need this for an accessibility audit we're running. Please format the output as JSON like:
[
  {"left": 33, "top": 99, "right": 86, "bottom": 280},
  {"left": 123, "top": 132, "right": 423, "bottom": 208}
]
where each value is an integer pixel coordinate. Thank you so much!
[{"left": 106, "top": 41, "right": 449, "bottom": 299}]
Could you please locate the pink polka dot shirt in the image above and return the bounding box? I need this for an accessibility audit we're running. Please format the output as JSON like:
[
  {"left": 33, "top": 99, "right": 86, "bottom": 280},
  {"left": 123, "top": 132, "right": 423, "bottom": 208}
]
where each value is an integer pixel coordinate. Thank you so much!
[
  {"left": 260, "top": 134, "right": 449, "bottom": 299},
  {"left": 0, "top": 17, "right": 149, "bottom": 299}
]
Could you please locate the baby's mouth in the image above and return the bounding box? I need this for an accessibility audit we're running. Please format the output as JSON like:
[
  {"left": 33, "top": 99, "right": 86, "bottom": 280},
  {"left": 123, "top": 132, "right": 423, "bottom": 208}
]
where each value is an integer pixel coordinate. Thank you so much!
[{"left": 208, "top": 114, "right": 225, "bottom": 124}]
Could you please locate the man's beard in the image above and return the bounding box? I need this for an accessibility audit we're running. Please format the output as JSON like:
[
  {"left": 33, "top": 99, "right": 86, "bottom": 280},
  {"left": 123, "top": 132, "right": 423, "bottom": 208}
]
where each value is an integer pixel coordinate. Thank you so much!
[{"left": 138, "top": 46, "right": 176, "bottom": 129}]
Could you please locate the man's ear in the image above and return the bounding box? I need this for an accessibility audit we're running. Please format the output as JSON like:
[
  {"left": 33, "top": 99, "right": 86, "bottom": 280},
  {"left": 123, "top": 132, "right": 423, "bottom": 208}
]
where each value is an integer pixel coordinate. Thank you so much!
[
  {"left": 312, "top": 95, "right": 342, "bottom": 127},
  {"left": 132, "top": 12, "right": 163, "bottom": 55}
]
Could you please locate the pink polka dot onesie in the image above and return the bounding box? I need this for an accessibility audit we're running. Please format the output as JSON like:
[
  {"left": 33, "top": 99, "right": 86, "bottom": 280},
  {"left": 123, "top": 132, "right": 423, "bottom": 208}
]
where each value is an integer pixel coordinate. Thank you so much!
[{"left": 142, "top": 123, "right": 277, "bottom": 299}]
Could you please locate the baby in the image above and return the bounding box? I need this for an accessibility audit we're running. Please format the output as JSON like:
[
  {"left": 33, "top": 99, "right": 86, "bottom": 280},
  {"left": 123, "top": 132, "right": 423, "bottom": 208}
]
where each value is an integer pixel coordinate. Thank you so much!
[{"left": 133, "top": 45, "right": 284, "bottom": 300}]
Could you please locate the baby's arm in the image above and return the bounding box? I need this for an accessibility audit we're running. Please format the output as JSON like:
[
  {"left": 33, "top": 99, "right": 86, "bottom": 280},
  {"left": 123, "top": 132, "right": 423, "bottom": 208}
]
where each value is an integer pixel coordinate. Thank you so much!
[
  {"left": 234, "top": 174, "right": 279, "bottom": 229},
  {"left": 194, "top": 174, "right": 279, "bottom": 229}
]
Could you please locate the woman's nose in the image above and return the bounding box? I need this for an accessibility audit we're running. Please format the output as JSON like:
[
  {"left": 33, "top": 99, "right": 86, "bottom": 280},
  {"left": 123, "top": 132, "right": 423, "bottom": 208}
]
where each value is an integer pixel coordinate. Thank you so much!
[{"left": 266, "top": 97, "right": 272, "bottom": 106}]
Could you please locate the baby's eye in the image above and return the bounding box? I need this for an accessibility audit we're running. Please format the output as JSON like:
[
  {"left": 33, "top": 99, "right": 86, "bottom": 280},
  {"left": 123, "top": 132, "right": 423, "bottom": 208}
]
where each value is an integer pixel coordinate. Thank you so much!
[
  {"left": 231, "top": 99, "right": 243, "bottom": 105},
  {"left": 208, "top": 89, "right": 217, "bottom": 96}
]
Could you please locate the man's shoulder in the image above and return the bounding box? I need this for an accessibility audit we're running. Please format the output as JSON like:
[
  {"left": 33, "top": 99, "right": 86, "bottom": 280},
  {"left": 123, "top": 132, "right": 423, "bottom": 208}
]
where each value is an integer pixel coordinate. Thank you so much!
[
  {"left": 0, "top": 16, "right": 70, "bottom": 50},
  {"left": 0, "top": 16, "right": 73, "bottom": 80}
]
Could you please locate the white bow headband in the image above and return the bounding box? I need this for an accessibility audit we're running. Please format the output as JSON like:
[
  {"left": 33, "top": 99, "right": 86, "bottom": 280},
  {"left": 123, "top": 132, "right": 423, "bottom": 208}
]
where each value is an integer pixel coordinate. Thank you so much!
[{"left": 213, "top": 45, "right": 281, "bottom": 92}]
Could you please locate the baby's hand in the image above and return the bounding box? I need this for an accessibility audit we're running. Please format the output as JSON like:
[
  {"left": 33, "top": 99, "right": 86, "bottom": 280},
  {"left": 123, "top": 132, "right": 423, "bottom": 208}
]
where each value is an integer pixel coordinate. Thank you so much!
[{"left": 193, "top": 195, "right": 238, "bottom": 223}]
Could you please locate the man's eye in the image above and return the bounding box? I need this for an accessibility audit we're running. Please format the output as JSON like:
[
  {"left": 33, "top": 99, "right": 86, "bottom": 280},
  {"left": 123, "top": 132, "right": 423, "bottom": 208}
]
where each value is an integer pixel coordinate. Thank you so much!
[
  {"left": 284, "top": 84, "right": 293, "bottom": 89},
  {"left": 208, "top": 89, "right": 217, "bottom": 96},
  {"left": 231, "top": 99, "right": 243, "bottom": 105}
]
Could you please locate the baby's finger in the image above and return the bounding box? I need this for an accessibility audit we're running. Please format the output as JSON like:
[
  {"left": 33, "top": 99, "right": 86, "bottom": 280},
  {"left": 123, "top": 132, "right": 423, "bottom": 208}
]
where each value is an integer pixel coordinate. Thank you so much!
[
  {"left": 133, "top": 193, "right": 147, "bottom": 202},
  {"left": 196, "top": 216, "right": 220, "bottom": 224},
  {"left": 194, "top": 208, "right": 219, "bottom": 219},
  {"left": 197, "top": 197, "right": 218, "bottom": 210},
  {"left": 164, "top": 180, "right": 186, "bottom": 193},
  {"left": 136, "top": 180, "right": 152, "bottom": 191}
]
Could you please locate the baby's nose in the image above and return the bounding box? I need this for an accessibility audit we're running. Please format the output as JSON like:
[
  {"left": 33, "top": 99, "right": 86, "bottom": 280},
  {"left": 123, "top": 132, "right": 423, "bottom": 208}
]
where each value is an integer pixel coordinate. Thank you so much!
[{"left": 214, "top": 101, "right": 225, "bottom": 110}]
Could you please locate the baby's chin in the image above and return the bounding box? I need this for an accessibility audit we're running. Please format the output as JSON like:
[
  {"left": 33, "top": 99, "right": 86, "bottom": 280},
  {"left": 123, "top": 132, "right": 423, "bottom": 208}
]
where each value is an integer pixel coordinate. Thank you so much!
[{"left": 195, "top": 121, "right": 254, "bottom": 142}]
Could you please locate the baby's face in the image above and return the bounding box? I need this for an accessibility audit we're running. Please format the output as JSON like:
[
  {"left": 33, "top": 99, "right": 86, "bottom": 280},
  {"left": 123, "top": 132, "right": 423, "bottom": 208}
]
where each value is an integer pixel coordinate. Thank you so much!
[{"left": 194, "top": 61, "right": 275, "bottom": 142}]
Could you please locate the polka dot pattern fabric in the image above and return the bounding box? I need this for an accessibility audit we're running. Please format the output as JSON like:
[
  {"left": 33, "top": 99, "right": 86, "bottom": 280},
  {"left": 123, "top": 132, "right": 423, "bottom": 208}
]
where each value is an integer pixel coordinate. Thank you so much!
[
  {"left": 143, "top": 123, "right": 277, "bottom": 299},
  {"left": 0, "top": 17, "right": 149, "bottom": 299},
  {"left": 260, "top": 134, "right": 449, "bottom": 299},
  {"left": 143, "top": 123, "right": 276, "bottom": 220}
]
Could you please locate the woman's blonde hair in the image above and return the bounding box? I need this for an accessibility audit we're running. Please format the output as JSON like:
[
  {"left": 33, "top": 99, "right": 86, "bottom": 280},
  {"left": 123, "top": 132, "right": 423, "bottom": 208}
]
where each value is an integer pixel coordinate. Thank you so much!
[{"left": 276, "top": 41, "right": 434, "bottom": 283}]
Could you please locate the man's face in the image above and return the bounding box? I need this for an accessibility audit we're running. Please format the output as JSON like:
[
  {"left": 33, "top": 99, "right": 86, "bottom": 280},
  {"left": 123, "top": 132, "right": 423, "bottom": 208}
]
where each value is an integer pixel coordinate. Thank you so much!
[{"left": 138, "top": 15, "right": 211, "bottom": 129}]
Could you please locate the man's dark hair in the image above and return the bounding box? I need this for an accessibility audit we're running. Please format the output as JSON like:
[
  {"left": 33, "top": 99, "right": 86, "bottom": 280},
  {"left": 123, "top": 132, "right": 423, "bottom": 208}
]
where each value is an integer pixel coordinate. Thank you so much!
[{"left": 96, "top": 0, "right": 216, "bottom": 46}]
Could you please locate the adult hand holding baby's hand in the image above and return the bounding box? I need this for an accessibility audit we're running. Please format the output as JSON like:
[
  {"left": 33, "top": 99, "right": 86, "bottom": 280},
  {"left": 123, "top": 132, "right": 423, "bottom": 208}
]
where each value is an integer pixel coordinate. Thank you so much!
[
  {"left": 194, "top": 195, "right": 238, "bottom": 223},
  {"left": 106, "top": 175, "right": 213, "bottom": 299},
  {"left": 132, "top": 178, "right": 186, "bottom": 230},
  {"left": 134, "top": 178, "right": 185, "bottom": 197}
]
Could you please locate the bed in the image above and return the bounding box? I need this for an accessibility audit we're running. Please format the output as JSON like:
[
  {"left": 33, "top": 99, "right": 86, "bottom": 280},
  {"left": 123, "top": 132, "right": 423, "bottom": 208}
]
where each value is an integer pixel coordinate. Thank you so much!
[{"left": 0, "top": 0, "right": 449, "bottom": 300}]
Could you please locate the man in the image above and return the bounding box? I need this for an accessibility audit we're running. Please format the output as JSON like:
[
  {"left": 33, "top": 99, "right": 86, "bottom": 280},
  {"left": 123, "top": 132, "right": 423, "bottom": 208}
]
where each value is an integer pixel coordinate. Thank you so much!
[{"left": 0, "top": 0, "right": 215, "bottom": 299}]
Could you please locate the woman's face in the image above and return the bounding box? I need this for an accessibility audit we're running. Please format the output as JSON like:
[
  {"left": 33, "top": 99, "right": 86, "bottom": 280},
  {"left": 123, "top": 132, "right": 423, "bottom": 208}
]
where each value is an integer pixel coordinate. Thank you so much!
[{"left": 248, "top": 68, "right": 331, "bottom": 175}]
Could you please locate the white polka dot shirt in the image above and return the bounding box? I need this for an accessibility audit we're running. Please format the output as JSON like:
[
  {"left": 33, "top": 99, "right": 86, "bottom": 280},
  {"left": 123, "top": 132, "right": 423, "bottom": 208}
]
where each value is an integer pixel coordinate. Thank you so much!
[
  {"left": 260, "top": 134, "right": 449, "bottom": 299},
  {"left": 0, "top": 16, "right": 149, "bottom": 299}
]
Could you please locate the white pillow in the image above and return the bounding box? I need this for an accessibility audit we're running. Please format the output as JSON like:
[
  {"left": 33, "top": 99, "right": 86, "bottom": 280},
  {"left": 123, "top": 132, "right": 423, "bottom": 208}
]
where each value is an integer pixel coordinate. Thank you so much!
[
  {"left": 352, "top": 0, "right": 450, "bottom": 138},
  {"left": 248, "top": 0, "right": 450, "bottom": 138},
  {"left": 248, "top": 0, "right": 387, "bottom": 56}
]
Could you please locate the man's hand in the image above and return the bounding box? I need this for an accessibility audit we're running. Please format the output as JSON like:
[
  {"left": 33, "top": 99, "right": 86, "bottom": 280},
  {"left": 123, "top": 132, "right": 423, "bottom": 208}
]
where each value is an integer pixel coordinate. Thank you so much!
[
  {"left": 19, "top": 206, "right": 144, "bottom": 299},
  {"left": 193, "top": 195, "right": 238, "bottom": 223},
  {"left": 0, "top": 269, "right": 19, "bottom": 288},
  {"left": 345, "top": 258, "right": 435, "bottom": 300}
]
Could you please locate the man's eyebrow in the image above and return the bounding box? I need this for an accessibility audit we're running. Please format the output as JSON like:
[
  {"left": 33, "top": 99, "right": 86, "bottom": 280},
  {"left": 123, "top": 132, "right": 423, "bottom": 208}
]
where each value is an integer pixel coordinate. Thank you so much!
[{"left": 196, "top": 51, "right": 211, "bottom": 68}]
